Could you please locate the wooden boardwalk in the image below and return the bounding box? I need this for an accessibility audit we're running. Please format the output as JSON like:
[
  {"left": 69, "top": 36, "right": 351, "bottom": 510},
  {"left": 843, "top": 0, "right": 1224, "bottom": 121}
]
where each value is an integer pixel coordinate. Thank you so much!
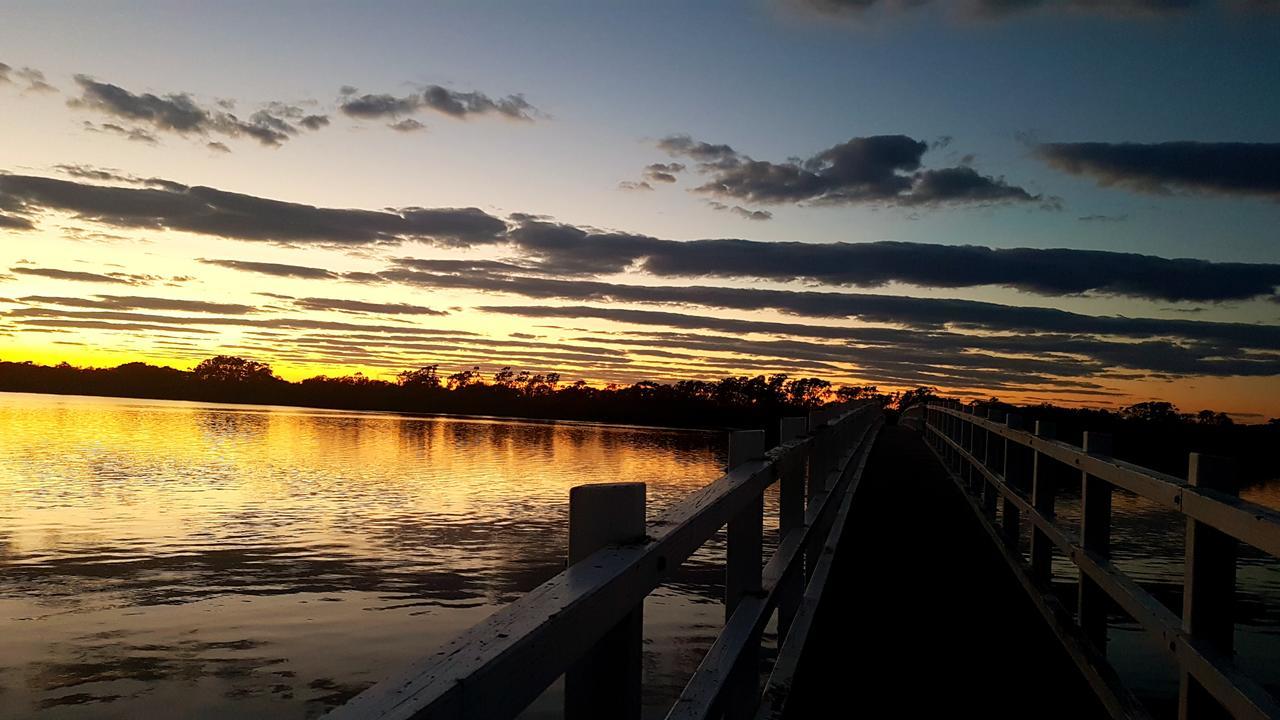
[
  {"left": 784, "top": 424, "right": 1105, "bottom": 718},
  {"left": 326, "top": 402, "right": 1280, "bottom": 720}
]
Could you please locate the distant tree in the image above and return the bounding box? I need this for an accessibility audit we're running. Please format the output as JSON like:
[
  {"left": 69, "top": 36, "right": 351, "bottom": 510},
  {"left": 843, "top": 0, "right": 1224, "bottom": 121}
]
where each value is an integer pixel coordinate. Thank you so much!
[
  {"left": 835, "top": 385, "right": 878, "bottom": 403},
  {"left": 896, "top": 386, "right": 938, "bottom": 410},
  {"left": 493, "top": 366, "right": 516, "bottom": 389},
  {"left": 1193, "top": 409, "right": 1234, "bottom": 427},
  {"left": 785, "top": 377, "right": 832, "bottom": 408},
  {"left": 398, "top": 365, "right": 442, "bottom": 390},
  {"left": 447, "top": 366, "right": 483, "bottom": 390},
  {"left": 1121, "top": 401, "right": 1180, "bottom": 423},
  {"left": 192, "top": 355, "right": 278, "bottom": 383}
]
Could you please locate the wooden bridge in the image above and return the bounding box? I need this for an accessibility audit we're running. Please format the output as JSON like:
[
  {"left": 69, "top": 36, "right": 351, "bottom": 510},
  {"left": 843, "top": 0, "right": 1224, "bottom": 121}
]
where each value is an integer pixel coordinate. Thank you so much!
[{"left": 325, "top": 401, "right": 1280, "bottom": 720}]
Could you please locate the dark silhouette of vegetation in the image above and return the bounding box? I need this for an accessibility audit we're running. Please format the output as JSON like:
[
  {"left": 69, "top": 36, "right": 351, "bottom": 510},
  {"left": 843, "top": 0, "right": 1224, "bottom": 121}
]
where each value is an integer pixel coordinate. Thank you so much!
[
  {"left": 0, "top": 357, "right": 893, "bottom": 436},
  {"left": 2, "top": 358, "right": 1272, "bottom": 484}
]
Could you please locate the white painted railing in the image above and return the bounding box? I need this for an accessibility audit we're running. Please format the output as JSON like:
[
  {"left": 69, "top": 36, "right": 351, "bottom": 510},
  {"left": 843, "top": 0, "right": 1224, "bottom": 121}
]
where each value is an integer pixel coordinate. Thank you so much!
[
  {"left": 922, "top": 400, "right": 1280, "bottom": 720},
  {"left": 326, "top": 402, "right": 883, "bottom": 720}
]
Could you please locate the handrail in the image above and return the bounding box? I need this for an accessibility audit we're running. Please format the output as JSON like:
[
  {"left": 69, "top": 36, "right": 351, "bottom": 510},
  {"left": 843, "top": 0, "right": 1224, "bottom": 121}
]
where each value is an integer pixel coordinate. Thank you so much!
[
  {"left": 326, "top": 402, "right": 882, "bottom": 720},
  {"left": 922, "top": 401, "right": 1280, "bottom": 720}
]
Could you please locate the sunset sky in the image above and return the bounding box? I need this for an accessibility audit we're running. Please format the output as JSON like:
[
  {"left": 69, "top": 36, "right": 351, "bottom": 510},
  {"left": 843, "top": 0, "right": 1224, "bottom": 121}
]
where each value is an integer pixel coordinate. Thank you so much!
[{"left": 1, "top": 0, "right": 1278, "bottom": 418}]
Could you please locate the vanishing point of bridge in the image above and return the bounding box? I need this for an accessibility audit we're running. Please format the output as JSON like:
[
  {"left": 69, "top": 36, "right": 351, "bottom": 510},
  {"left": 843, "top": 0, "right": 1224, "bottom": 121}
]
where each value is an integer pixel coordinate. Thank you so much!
[{"left": 326, "top": 402, "right": 1280, "bottom": 720}]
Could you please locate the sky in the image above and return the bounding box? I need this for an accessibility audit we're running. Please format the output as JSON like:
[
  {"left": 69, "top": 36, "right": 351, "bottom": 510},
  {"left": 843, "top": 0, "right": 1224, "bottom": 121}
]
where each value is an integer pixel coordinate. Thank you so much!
[{"left": 0, "top": 0, "right": 1278, "bottom": 418}]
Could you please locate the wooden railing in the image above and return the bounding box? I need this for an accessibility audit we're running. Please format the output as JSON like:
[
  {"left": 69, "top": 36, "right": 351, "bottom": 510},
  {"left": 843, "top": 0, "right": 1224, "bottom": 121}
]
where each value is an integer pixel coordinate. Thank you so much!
[
  {"left": 326, "top": 403, "right": 883, "bottom": 720},
  {"left": 918, "top": 400, "right": 1280, "bottom": 720}
]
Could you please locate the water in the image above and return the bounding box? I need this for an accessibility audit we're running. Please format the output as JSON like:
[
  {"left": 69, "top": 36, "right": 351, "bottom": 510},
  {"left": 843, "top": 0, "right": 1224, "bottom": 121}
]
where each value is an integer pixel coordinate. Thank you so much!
[
  {"left": 3, "top": 393, "right": 1276, "bottom": 718},
  {"left": 0, "top": 393, "right": 731, "bottom": 719}
]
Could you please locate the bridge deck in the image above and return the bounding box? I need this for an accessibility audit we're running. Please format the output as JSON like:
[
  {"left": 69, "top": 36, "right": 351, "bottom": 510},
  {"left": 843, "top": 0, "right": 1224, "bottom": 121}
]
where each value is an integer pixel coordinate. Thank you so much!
[{"left": 784, "top": 424, "right": 1105, "bottom": 718}]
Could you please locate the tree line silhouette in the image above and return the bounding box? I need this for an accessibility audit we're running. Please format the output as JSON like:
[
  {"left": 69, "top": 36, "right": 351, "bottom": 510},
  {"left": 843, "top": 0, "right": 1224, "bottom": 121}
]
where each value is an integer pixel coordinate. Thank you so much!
[
  {"left": 0, "top": 356, "right": 892, "bottom": 433},
  {"left": 0, "top": 356, "right": 1273, "bottom": 484}
]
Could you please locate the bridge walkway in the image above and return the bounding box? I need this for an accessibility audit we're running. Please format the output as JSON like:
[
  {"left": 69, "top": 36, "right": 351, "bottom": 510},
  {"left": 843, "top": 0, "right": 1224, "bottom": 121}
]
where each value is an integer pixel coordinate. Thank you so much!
[{"left": 785, "top": 424, "right": 1106, "bottom": 718}]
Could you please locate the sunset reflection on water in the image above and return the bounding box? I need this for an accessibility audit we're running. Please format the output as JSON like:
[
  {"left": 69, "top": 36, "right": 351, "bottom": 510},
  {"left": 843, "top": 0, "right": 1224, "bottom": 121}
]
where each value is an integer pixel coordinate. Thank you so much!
[{"left": 0, "top": 393, "right": 728, "bottom": 719}]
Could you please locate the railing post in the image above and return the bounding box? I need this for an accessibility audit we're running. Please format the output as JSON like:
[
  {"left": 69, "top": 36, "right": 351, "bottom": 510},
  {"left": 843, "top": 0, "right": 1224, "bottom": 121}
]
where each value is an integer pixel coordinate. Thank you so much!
[
  {"left": 777, "top": 417, "right": 807, "bottom": 641},
  {"left": 963, "top": 406, "right": 977, "bottom": 493},
  {"left": 1001, "top": 413, "right": 1024, "bottom": 551},
  {"left": 566, "top": 482, "right": 647, "bottom": 720},
  {"left": 726, "top": 429, "right": 766, "bottom": 720},
  {"left": 1030, "top": 420, "right": 1057, "bottom": 587},
  {"left": 981, "top": 408, "right": 998, "bottom": 517},
  {"left": 1178, "top": 453, "right": 1238, "bottom": 720},
  {"left": 1078, "top": 431, "right": 1113, "bottom": 652},
  {"left": 805, "top": 411, "right": 830, "bottom": 579}
]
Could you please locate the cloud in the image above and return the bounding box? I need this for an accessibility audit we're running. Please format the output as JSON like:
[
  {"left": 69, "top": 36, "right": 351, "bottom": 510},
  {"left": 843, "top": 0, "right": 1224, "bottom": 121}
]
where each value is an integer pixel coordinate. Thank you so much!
[
  {"left": 787, "top": 0, "right": 1211, "bottom": 19},
  {"left": 0, "top": 213, "right": 34, "bottom": 230},
  {"left": 5, "top": 170, "right": 1278, "bottom": 303},
  {"left": 493, "top": 217, "right": 1280, "bottom": 301},
  {"left": 196, "top": 259, "right": 342, "bottom": 279},
  {"left": 83, "top": 121, "right": 160, "bottom": 145},
  {"left": 662, "top": 133, "right": 1040, "bottom": 207},
  {"left": 388, "top": 118, "right": 426, "bottom": 133},
  {"left": 374, "top": 263, "right": 1280, "bottom": 351},
  {"left": 706, "top": 201, "right": 774, "bottom": 221},
  {"left": 292, "top": 297, "right": 446, "bottom": 315},
  {"left": 338, "top": 92, "right": 421, "bottom": 119},
  {"left": 21, "top": 294, "right": 256, "bottom": 314},
  {"left": 421, "top": 85, "right": 538, "bottom": 121},
  {"left": 69, "top": 75, "right": 329, "bottom": 148},
  {"left": 0, "top": 173, "right": 509, "bottom": 246},
  {"left": 642, "top": 163, "right": 685, "bottom": 183},
  {"left": 0, "top": 63, "right": 56, "bottom": 92},
  {"left": 476, "top": 304, "right": 1280, "bottom": 379},
  {"left": 617, "top": 180, "right": 654, "bottom": 191},
  {"left": 1038, "top": 141, "right": 1280, "bottom": 200},
  {"left": 338, "top": 84, "right": 542, "bottom": 129},
  {"left": 10, "top": 266, "right": 136, "bottom": 284}
]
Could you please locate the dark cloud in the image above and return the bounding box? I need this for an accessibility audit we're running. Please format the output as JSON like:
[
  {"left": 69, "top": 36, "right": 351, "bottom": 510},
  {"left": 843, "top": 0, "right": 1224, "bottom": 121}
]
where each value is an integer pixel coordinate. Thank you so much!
[
  {"left": 642, "top": 163, "right": 685, "bottom": 183},
  {"left": 12, "top": 66, "right": 56, "bottom": 93},
  {"left": 9, "top": 267, "right": 135, "bottom": 284},
  {"left": 706, "top": 201, "right": 774, "bottom": 221},
  {"left": 197, "top": 259, "right": 341, "bottom": 279},
  {"left": 69, "top": 76, "right": 328, "bottom": 148},
  {"left": 663, "top": 133, "right": 1040, "bottom": 207},
  {"left": 338, "top": 93, "right": 421, "bottom": 119},
  {"left": 0, "top": 63, "right": 56, "bottom": 92},
  {"left": 656, "top": 135, "right": 741, "bottom": 168},
  {"left": 421, "top": 85, "right": 538, "bottom": 121},
  {"left": 292, "top": 298, "right": 446, "bottom": 315},
  {"left": 53, "top": 164, "right": 188, "bottom": 192},
  {"left": 476, "top": 305, "right": 1280, "bottom": 379},
  {"left": 83, "top": 121, "right": 160, "bottom": 145},
  {"left": 492, "top": 217, "right": 1280, "bottom": 301},
  {"left": 298, "top": 114, "right": 330, "bottom": 131},
  {"left": 21, "top": 295, "right": 256, "bottom": 314},
  {"left": 0, "top": 213, "right": 35, "bottom": 230},
  {"left": 0, "top": 174, "right": 509, "bottom": 246},
  {"left": 338, "top": 85, "right": 541, "bottom": 128},
  {"left": 1038, "top": 141, "right": 1280, "bottom": 199},
  {"left": 617, "top": 181, "right": 654, "bottom": 192},
  {"left": 374, "top": 264, "right": 1280, "bottom": 351},
  {"left": 790, "top": 0, "right": 1208, "bottom": 19},
  {"left": 388, "top": 118, "right": 426, "bottom": 133}
]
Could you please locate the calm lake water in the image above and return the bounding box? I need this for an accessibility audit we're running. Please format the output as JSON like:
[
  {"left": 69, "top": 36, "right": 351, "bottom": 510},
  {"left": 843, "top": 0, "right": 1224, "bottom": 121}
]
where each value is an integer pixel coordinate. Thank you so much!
[
  {"left": 2, "top": 393, "right": 1276, "bottom": 719},
  {"left": 0, "top": 393, "right": 733, "bottom": 719}
]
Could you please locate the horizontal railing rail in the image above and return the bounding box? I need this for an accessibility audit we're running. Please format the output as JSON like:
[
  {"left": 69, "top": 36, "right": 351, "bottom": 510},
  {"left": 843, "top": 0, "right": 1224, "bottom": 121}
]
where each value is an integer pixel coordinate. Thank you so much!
[
  {"left": 921, "top": 400, "right": 1280, "bottom": 720},
  {"left": 326, "top": 402, "right": 883, "bottom": 720}
]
